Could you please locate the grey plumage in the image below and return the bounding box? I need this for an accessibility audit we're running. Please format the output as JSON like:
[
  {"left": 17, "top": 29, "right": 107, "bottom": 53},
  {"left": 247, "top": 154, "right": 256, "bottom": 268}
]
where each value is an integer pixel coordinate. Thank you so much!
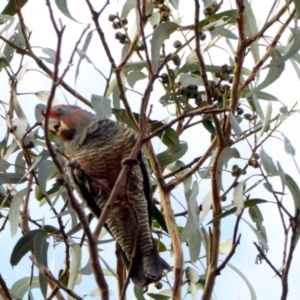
[{"left": 46, "top": 105, "right": 169, "bottom": 286}]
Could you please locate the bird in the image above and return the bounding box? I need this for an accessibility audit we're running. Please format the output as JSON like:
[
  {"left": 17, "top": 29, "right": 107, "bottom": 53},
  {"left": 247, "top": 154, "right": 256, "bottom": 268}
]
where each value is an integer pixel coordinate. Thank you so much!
[{"left": 43, "top": 104, "right": 169, "bottom": 287}]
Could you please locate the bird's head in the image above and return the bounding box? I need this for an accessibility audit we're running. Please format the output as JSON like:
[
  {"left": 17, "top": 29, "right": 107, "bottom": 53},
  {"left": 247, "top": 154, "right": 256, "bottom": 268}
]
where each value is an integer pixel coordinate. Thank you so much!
[{"left": 42, "top": 105, "right": 87, "bottom": 141}]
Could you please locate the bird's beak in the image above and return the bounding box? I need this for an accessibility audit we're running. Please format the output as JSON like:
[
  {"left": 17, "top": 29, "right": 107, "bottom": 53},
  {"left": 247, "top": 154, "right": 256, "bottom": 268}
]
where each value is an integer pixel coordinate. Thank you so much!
[{"left": 41, "top": 116, "right": 62, "bottom": 134}]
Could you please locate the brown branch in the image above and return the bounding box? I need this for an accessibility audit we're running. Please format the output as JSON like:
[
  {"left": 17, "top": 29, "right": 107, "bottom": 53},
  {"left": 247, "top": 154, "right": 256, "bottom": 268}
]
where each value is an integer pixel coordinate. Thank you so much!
[
  {"left": 116, "top": 243, "right": 126, "bottom": 300},
  {"left": 281, "top": 213, "right": 300, "bottom": 300},
  {"left": 136, "top": 0, "right": 153, "bottom": 76},
  {"left": 41, "top": 1, "right": 109, "bottom": 298},
  {"left": 0, "top": 274, "right": 12, "bottom": 300},
  {"left": 217, "top": 211, "right": 243, "bottom": 273},
  {"left": 239, "top": 8, "right": 296, "bottom": 95},
  {"left": 223, "top": 0, "right": 246, "bottom": 142},
  {"left": 202, "top": 146, "right": 223, "bottom": 300},
  {"left": 167, "top": 137, "right": 217, "bottom": 190},
  {"left": 139, "top": 54, "right": 171, "bottom": 131},
  {"left": 253, "top": 242, "right": 282, "bottom": 278},
  {"left": 0, "top": 37, "right": 91, "bottom": 107},
  {"left": 146, "top": 143, "right": 183, "bottom": 300},
  {"left": 85, "top": 0, "right": 138, "bottom": 130},
  {"left": 193, "top": 0, "right": 225, "bottom": 148},
  {"left": 143, "top": 106, "right": 228, "bottom": 143},
  {"left": 31, "top": 258, "right": 82, "bottom": 300},
  {"left": 244, "top": 0, "right": 294, "bottom": 48}
]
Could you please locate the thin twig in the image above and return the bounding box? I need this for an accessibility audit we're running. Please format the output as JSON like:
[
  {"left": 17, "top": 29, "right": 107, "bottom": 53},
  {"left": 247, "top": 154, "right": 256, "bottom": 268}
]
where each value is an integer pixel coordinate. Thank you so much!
[
  {"left": 253, "top": 242, "right": 282, "bottom": 278},
  {"left": 193, "top": 0, "right": 225, "bottom": 148},
  {"left": 0, "top": 274, "right": 12, "bottom": 300}
]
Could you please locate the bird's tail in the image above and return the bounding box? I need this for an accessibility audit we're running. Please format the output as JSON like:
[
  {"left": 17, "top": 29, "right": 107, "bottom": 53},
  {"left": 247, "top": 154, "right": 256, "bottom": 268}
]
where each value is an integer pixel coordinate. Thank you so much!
[{"left": 130, "top": 247, "right": 170, "bottom": 287}]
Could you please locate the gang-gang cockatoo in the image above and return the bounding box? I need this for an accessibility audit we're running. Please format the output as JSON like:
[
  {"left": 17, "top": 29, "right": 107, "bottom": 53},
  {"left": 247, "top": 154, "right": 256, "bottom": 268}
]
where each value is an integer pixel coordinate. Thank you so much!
[{"left": 44, "top": 105, "right": 169, "bottom": 287}]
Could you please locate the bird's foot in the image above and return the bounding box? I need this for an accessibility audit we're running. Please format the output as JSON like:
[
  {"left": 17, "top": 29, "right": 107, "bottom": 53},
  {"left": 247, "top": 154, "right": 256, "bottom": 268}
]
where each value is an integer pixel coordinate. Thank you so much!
[
  {"left": 121, "top": 157, "right": 139, "bottom": 166},
  {"left": 67, "top": 158, "right": 81, "bottom": 169},
  {"left": 55, "top": 174, "right": 65, "bottom": 186}
]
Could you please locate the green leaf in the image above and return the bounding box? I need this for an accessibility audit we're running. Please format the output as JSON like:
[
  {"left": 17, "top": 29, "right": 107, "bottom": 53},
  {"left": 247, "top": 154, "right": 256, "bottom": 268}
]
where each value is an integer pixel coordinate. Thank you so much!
[
  {"left": 122, "top": 61, "right": 147, "bottom": 75},
  {"left": 127, "top": 71, "right": 147, "bottom": 88},
  {"left": 216, "top": 147, "right": 240, "bottom": 191},
  {"left": 256, "top": 91, "right": 278, "bottom": 101},
  {"left": 66, "top": 222, "right": 82, "bottom": 236},
  {"left": 152, "top": 204, "right": 168, "bottom": 233},
  {"left": 150, "top": 122, "right": 179, "bottom": 147},
  {"left": 9, "top": 188, "right": 27, "bottom": 237},
  {"left": 147, "top": 294, "right": 170, "bottom": 300},
  {"left": 0, "top": 14, "right": 15, "bottom": 35},
  {"left": 202, "top": 119, "right": 216, "bottom": 136},
  {"left": 244, "top": 0, "right": 259, "bottom": 62},
  {"left": 208, "top": 199, "right": 268, "bottom": 224},
  {"left": 34, "top": 231, "right": 49, "bottom": 298},
  {"left": 179, "top": 73, "right": 203, "bottom": 87},
  {"left": 11, "top": 277, "right": 40, "bottom": 299},
  {"left": 185, "top": 266, "right": 200, "bottom": 283},
  {"left": 43, "top": 225, "right": 59, "bottom": 234},
  {"left": 260, "top": 102, "right": 272, "bottom": 134},
  {"left": 242, "top": 217, "right": 268, "bottom": 249},
  {"left": 245, "top": 49, "right": 285, "bottom": 98},
  {"left": 226, "top": 263, "right": 257, "bottom": 300},
  {"left": 38, "top": 160, "right": 58, "bottom": 194},
  {"left": 208, "top": 207, "right": 237, "bottom": 225},
  {"left": 91, "top": 94, "right": 112, "bottom": 118},
  {"left": 182, "top": 10, "right": 238, "bottom": 31},
  {"left": 189, "top": 228, "right": 201, "bottom": 262},
  {"left": 260, "top": 148, "right": 278, "bottom": 176},
  {"left": 269, "top": 28, "right": 300, "bottom": 66},
  {"left": 75, "top": 30, "right": 93, "bottom": 83},
  {"left": 54, "top": 0, "right": 80, "bottom": 23},
  {"left": 210, "top": 26, "right": 238, "bottom": 40},
  {"left": 1, "top": 0, "right": 28, "bottom": 17},
  {"left": 285, "top": 174, "right": 300, "bottom": 246},
  {"left": 180, "top": 182, "right": 199, "bottom": 242},
  {"left": 0, "top": 173, "right": 27, "bottom": 184},
  {"left": 153, "top": 238, "right": 167, "bottom": 252},
  {"left": 281, "top": 133, "right": 296, "bottom": 156},
  {"left": 121, "top": 0, "right": 136, "bottom": 19},
  {"left": 0, "top": 158, "right": 10, "bottom": 171},
  {"left": 151, "top": 22, "right": 178, "bottom": 71},
  {"left": 2, "top": 23, "right": 25, "bottom": 69},
  {"left": 285, "top": 174, "right": 300, "bottom": 217},
  {"left": 134, "top": 286, "right": 146, "bottom": 300},
  {"left": 39, "top": 47, "right": 58, "bottom": 64},
  {"left": 294, "top": 0, "right": 300, "bottom": 16},
  {"left": 233, "top": 182, "right": 245, "bottom": 214},
  {"left": 10, "top": 229, "right": 45, "bottom": 266},
  {"left": 15, "top": 151, "right": 26, "bottom": 175},
  {"left": 67, "top": 244, "right": 82, "bottom": 290},
  {"left": 230, "top": 112, "right": 242, "bottom": 138},
  {"left": 169, "top": 0, "right": 179, "bottom": 9},
  {"left": 34, "top": 231, "right": 49, "bottom": 267},
  {"left": 157, "top": 142, "right": 188, "bottom": 167}
]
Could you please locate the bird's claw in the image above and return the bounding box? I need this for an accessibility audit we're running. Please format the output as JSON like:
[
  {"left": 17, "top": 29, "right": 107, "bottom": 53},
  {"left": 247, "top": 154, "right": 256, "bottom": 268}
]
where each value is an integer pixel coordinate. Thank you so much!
[
  {"left": 121, "top": 158, "right": 139, "bottom": 166},
  {"left": 68, "top": 158, "right": 80, "bottom": 169}
]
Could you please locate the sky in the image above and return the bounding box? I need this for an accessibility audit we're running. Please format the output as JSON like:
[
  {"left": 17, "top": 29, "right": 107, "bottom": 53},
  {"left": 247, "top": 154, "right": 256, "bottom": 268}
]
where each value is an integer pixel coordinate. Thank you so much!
[{"left": 1, "top": 0, "right": 300, "bottom": 299}]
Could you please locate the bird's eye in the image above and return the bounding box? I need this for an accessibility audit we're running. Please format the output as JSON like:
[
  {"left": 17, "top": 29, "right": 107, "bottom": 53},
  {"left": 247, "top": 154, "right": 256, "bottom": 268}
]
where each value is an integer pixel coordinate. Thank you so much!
[{"left": 56, "top": 107, "right": 63, "bottom": 115}]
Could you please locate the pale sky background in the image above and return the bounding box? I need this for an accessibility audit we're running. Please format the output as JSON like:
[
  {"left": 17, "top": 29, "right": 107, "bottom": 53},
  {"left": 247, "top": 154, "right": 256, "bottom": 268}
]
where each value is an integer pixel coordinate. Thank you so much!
[{"left": 1, "top": 0, "right": 300, "bottom": 299}]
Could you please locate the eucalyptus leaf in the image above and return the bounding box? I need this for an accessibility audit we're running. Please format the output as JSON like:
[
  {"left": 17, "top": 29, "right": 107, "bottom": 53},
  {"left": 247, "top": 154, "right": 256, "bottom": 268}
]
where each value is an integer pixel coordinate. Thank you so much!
[
  {"left": 54, "top": 0, "right": 80, "bottom": 23},
  {"left": 67, "top": 244, "right": 82, "bottom": 290},
  {"left": 157, "top": 142, "right": 188, "bottom": 167},
  {"left": 151, "top": 22, "right": 178, "bottom": 71},
  {"left": 216, "top": 147, "right": 240, "bottom": 191},
  {"left": 9, "top": 188, "right": 27, "bottom": 237},
  {"left": 11, "top": 277, "right": 40, "bottom": 299},
  {"left": 91, "top": 94, "right": 112, "bottom": 118}
]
